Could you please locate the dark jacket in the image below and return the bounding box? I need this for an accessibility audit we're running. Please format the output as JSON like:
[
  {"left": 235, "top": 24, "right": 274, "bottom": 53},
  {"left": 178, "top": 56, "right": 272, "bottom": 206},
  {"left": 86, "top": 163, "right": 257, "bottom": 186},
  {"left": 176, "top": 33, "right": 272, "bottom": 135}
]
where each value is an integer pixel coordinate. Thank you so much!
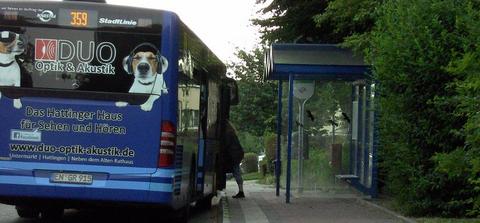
[{"left": 225, "top": 121, "right": 244, "bottom": 166}]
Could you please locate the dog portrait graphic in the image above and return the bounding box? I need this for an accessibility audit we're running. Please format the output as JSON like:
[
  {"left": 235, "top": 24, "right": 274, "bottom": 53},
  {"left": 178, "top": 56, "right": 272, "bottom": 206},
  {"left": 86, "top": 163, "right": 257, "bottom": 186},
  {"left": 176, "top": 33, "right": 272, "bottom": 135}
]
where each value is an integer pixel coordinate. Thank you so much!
[
  {"left": 116, "top": 43, "right": 168, "bottom": 111},
  {"left": 0, "top": 31, "right": 25, "bottom": 109}
]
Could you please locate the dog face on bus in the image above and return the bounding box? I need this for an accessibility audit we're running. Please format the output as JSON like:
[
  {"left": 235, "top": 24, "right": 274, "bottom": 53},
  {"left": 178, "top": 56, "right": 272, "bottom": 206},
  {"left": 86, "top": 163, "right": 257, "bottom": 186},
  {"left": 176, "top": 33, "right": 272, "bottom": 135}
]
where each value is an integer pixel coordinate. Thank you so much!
[
  {"left": 116, "top": 50, "right": 169, "bottom": 111},
  {"left": 122, "top": 50, "right": 168, "bottom": 80},
  {"left": 0, "top": 31, "right": 25, "bottom": 109},
  {"left": 131, "top": 52, "right": 160, "bottom": 79},
  {"left": 0, "top": 31, "right": 24, "bottom": 56}
]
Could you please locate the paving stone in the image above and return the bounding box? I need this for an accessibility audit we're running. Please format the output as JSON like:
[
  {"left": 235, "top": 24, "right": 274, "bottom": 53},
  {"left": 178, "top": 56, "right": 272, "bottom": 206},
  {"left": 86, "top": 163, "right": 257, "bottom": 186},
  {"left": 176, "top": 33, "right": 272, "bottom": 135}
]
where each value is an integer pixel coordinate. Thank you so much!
[{"left": 223, "top": 180, "right": 407, "bottom": 223}]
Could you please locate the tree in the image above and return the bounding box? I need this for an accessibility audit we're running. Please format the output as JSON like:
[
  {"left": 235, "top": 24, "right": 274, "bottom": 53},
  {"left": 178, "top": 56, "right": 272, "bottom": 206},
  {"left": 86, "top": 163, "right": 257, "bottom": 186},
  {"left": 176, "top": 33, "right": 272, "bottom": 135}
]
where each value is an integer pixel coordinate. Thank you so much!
[
  {"left": 253, "top": 0, "right": 331, "bottom": 43},
  {"left": 254, "top": 0, "right": 378, "bottom": 46},
  {"left": 433, "top": 2, "right": 480, "bottom": 216},
  {"left": 228, "top": 47, "right": 277, "bottom": 137},
  {"left": 367, "top": 0, "right": 478, "bottom": 216},
  {"left": 313, "top": 0, "right": 380, "bottom": 52}
]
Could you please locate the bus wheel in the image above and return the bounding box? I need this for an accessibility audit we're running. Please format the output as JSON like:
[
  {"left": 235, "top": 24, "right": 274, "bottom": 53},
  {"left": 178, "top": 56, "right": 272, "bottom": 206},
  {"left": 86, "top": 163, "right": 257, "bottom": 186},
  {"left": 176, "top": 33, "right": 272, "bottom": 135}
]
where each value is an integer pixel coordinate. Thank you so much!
[
  {"left": 173, "top": 205, "right": 190, "bottom": 223},
  {"left": 196, "top": 194, "right": 213, "bottom": 210},
  {"left": 40, "top": 207, "right": 64, "bottom": 221},
  {"left": 15, "top": 205, "right": 39, "bottom": 219}
]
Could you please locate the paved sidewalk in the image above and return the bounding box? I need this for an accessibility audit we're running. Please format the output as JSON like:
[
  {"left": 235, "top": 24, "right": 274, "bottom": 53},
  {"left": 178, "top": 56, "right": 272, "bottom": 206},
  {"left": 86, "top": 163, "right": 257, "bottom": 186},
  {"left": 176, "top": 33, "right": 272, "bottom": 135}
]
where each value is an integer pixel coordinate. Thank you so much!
[{"left": 222, "top": 180, "right": 408, "bottom": 223}]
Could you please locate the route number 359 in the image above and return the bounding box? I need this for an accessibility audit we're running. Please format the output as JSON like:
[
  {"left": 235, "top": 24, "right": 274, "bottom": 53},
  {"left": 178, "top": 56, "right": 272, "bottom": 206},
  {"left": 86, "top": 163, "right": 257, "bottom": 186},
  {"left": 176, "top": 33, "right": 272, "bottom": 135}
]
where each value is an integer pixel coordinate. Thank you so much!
[{"left": 70, "top": 11, "right": 88, "bottom": 27}]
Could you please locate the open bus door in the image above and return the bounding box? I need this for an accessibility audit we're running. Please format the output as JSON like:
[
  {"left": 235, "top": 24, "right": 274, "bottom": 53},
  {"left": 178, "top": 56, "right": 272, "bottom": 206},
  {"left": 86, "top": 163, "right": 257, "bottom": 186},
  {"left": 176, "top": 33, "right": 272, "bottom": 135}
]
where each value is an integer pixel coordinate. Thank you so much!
[{"left": 216, "top": 78, "right": 239, "bottom": 191}]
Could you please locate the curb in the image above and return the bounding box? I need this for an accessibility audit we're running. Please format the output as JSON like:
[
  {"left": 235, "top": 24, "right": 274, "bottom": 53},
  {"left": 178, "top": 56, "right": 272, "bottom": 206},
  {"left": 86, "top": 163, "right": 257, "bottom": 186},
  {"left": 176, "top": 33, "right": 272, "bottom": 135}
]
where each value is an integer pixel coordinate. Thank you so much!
[
  {"left": 221, "top": 196, "right": 231, "bottom": 223},
  {"left": 357, "top": 198, "right": 416, "bottom": 223}
]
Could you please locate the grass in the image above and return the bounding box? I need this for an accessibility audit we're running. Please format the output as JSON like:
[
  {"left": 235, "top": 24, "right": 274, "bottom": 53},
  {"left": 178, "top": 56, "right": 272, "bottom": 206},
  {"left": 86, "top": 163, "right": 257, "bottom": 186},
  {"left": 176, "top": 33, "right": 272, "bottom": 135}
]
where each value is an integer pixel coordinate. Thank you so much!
[
  {"left": 416, "top": 218, "right": 480, "bottom": 223},
  {"left": 241, "top": 172, "right": 276, "bottom": 185},
  {"left": 242, "top": 171, "right": 262, "bottom": 181},
  {"left": 370, "top": 196, "right": 480, "bottom": 223},
  {"left": 257, "top": 174, "right": 275, "bottom": 185}
]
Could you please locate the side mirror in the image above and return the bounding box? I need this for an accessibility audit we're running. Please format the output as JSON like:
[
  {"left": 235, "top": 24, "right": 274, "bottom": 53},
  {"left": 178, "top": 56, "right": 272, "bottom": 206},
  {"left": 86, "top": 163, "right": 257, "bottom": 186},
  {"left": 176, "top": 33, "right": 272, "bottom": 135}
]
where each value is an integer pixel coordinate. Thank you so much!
[{"left": 226, "top": 78, "right": 239, "bottom": 106}]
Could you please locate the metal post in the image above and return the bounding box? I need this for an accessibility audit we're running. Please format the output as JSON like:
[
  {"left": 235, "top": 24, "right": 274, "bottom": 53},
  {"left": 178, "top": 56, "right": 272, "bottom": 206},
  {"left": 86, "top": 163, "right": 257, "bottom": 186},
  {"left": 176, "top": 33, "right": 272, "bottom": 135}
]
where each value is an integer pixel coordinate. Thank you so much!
[
  {"left": 286, "top": 74, "right": 294, "bottom": 203},
  {"left": 332, "top": 113, "right": 336, "bottom": 144},
  {"left": 364, "top": 85, "right": 370, "bottom": 187},
  {"left": 357, "top": 85, "right": 362, "bottom": 180},
  {"left": 371, "top": 83, "right": 379, "bottom": 198},
  {"left": 297, "top": 99, "right": 307, "bottom": 193},
  {"left": 276, "top": 81, "right": 283, "bottom": 196},
  {"left": 349, "top": 85, "right": 355, "bottom": 174},
  {"left": 352, "top": 85, "right": 359, "bottom": 175}
]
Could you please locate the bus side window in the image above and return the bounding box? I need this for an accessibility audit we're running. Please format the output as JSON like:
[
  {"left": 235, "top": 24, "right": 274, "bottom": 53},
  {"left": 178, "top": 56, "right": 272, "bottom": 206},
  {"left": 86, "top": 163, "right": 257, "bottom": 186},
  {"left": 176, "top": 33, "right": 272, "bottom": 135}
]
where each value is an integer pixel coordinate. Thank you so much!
[
  {"left": 177, "top": 71, "right": 201, "bottom": 147},
  {"left": 199, "top": 78, "right": 208, "bottom": 139},
  {"left": 206, "top": 79, "right": 220, "bottom": 138}
]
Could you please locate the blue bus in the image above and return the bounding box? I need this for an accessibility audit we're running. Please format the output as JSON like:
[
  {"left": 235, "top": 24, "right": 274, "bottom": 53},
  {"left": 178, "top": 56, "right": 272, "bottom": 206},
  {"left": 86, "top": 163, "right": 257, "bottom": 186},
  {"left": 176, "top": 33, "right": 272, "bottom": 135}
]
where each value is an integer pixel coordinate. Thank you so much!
[{"left": 0, "top": 0, "right": 237, "bottom": 221}]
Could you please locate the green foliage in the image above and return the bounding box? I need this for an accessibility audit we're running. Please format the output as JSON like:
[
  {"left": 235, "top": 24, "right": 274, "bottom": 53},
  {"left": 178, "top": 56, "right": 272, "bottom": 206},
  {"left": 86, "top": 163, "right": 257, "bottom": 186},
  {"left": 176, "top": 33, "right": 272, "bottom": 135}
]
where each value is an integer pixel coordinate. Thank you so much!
[
  {"left": 238, "top": 132, "right": 263, "bottom": 154},
  {"left": 258, "top": 174, "right": 276, "bottom": 185},
  {"left": 433, "top": 4, "right": 480, "bottom": 215},
  {"left": 242, "top": 172, "right": 262, "bottom": 181},
  {"left": 229, "top": 48, "right": 277, "bottom": 137},
  {"left": 281, "top": 147, "right": 334, "bottom": 189},
  {"left": 259, "top": 158, "right": 268, "bottom": 176},
  {"left": 253, "top": 0, "right": 330, "bottom": 43},
  {"left": 254, "top": 0, "right": 378, "bottom": 45},
  {"left": 263, "top": 132, "right": 276, "bottom": 162},
  {"left": 262, "top": 133, "right": 276, "bottom": 175},
  {"left": 302, "top": 148, "right": 334, "bottom": 187},
  {"left": 367, "top": 0, "right": 480, "bottom": 217},
  {"left": 303, "top": 82, "right": 352, "bottom": 135},
  {"left": 434, "top": 149, "right": 469, "bottom": 179},
  {"left": 417, "top": 218, "right": 480, "bottom": 223},
  {"left": 242, "top": 152, "right": 259, "bottom": 173},
  {"left": 314, "top": 0, "right": 380, "bottom": 48}
]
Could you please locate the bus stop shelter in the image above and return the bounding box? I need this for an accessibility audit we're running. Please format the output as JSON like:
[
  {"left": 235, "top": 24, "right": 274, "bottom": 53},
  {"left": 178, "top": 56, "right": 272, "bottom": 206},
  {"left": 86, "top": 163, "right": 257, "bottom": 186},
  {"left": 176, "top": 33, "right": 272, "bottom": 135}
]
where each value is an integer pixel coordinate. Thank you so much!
[{"left": 264, "top": 44, "right": 378, "bottom": 203}]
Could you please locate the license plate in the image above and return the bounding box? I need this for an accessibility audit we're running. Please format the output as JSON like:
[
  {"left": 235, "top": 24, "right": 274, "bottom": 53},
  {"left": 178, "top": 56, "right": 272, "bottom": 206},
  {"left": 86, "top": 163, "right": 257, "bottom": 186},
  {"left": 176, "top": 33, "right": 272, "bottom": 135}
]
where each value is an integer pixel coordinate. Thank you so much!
[{"left": 51, "top": 172, "right": 93, "bottom": 185}]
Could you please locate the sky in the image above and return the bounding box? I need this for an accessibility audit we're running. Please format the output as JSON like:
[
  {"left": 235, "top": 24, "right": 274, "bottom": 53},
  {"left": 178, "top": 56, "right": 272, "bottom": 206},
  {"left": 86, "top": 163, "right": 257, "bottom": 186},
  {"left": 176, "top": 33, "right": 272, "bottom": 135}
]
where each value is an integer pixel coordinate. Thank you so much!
[{"left": 107, "top": 0, "right": 263, "bottom": 63}]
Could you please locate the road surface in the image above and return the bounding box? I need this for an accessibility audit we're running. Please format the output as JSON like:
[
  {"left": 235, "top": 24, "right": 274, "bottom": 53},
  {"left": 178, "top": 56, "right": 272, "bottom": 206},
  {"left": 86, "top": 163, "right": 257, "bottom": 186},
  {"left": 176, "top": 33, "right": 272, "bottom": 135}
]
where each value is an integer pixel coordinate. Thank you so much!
[{"left": 0, "top": 202, "right": 221, "bottom": 223}]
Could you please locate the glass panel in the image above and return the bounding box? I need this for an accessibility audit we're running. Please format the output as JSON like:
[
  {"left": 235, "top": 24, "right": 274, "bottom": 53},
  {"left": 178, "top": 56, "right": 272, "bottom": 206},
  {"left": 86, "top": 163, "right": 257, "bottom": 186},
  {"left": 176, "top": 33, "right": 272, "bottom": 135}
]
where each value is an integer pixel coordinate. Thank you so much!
[
  {"left": 177, "top": 71, "right": 201, "bottom": 149},
  {"left": 206, "top": 80, "right": 220, "bottom": 138},
  {"left": 1, "top": 26, "right": 162, "bottom": 94},
  {"left": 281, "top": 80, "right": 354, "bottom": 196},
  {"left": 352, "top": 86, "right": 360, "bottom": 176},
  {"left": 280, "top": 81, "right": 289, "bottom": 189}
]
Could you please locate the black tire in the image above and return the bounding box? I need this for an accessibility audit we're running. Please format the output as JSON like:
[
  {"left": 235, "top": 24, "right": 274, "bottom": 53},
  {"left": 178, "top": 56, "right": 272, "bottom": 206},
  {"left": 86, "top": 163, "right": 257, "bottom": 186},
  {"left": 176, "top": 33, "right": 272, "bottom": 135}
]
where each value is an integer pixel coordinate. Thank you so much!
[
  {"left": 40, "top": 208, "right": 64, "bottom": 221},
  {"left": 173, "top": 205, "right": 190, "bottom": 223},
  {"left": 196, "top": 194, "right": 213, "bottom": 210},
  {"left": 15, "top": 205, "right": 39, "bottom": 219}
]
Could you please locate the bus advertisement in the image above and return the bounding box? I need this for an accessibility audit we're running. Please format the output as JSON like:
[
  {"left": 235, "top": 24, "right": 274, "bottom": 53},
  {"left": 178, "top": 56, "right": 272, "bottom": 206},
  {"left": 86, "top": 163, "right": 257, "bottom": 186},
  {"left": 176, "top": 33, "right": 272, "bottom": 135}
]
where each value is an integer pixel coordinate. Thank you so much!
[{"left": 0, "top": 0, "right": 237, "bottom": 221}]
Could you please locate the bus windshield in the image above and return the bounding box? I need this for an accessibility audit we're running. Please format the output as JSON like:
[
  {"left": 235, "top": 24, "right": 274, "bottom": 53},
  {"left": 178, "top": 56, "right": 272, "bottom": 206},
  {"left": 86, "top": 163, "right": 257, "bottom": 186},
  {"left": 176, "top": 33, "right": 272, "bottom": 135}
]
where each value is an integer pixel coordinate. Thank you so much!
[{"left": 2, "top": 25, "right": 162, "bottom": 94}]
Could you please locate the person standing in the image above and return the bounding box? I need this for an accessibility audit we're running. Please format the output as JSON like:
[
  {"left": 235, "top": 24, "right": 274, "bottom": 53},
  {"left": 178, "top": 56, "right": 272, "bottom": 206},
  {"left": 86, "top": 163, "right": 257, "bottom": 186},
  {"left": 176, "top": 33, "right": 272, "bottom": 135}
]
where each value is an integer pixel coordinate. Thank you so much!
[{"left": 225, "top": 120, "right": 245, "bottom": 198}]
